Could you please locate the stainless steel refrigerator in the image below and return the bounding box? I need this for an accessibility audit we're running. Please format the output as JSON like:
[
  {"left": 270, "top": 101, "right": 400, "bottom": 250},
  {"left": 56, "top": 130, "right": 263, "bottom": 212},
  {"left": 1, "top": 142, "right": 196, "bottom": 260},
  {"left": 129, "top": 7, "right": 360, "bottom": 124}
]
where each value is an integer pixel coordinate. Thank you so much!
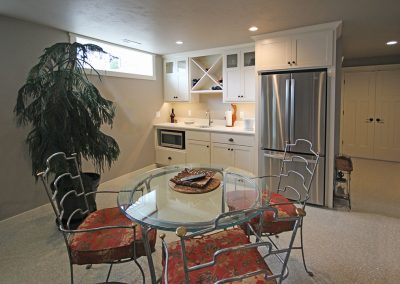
[{"left": 260, "top": 69, "right": 327, "bottom": 206}]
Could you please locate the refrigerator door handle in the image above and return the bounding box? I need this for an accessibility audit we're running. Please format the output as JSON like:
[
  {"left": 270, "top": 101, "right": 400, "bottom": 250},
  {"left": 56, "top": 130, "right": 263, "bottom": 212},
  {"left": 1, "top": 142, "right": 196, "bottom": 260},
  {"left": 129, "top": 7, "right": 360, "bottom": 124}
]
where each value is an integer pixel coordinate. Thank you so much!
[
  {"left": 285, "top": 79, "right": 290, "bottom": 143},
  {"left": 263, "top": 152, "right": 318, "bottom": 164},
  {"left": 263, "top": 153, "right": 284, "bottom": 159},
  {"left": 290, "top": 78, "right": 295, "bottom": 144}
]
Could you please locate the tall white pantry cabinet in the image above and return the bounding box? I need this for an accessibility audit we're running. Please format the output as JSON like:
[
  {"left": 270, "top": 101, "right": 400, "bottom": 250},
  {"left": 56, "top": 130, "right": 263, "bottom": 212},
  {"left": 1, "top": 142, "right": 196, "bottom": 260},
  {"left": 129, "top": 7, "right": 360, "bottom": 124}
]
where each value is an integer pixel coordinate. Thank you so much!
[{"left": 341, "top": 67, "right": 400, "bottom": 162}]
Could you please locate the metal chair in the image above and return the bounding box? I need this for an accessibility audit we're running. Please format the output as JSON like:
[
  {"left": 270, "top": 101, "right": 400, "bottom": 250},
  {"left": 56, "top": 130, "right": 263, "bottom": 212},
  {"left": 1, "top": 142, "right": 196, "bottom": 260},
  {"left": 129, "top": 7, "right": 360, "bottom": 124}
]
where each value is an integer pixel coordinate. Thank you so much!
[
  {"left": 37, "top": 152, "right": 157, "bottom": 284},
  {"left": 160, "top": 203, "right": 305, "bottom": 284},
  {"left": 250, "top": 139, "right": 320, "bottom": 277}
]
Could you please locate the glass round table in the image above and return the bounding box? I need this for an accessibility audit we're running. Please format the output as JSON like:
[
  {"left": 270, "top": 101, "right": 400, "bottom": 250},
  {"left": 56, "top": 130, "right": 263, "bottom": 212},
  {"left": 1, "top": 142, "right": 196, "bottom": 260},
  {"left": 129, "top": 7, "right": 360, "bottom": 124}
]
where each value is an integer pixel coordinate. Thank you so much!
[{"left": 117, "top": 164, "right": 262, "bottom": 283}]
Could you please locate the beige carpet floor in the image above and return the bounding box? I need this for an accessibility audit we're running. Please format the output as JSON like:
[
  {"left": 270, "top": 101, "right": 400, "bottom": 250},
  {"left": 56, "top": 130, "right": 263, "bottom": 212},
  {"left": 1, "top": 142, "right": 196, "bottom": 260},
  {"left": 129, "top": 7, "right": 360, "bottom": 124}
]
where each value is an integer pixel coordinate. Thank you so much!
[{"left": 1, "top": 202, "right": 400, "bottom": 283}]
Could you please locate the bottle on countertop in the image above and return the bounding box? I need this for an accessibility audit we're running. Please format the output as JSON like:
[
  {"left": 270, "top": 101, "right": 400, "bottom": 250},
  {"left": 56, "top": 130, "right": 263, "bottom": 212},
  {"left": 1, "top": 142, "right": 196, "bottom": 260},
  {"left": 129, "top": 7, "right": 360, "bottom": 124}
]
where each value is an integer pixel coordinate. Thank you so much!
[{"left": 170, "top": 108, "right": 175, "bottom": 123}]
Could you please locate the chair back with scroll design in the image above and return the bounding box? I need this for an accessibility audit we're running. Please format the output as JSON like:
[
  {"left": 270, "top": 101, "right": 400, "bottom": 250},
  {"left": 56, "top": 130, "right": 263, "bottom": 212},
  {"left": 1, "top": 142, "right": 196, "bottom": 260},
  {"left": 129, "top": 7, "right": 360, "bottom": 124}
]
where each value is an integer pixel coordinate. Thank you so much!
[
  {"left": 160, "top": 203, "right": 304, "bottom": 284},
  {"left": 255, "top": 139, "right": 319, "bottom": 277},
  {"left": 275, "top": 138, "right": 320, "bottom": 208},
  {"left": 38, "top": 152, "right": 153, "bottom": 284}
]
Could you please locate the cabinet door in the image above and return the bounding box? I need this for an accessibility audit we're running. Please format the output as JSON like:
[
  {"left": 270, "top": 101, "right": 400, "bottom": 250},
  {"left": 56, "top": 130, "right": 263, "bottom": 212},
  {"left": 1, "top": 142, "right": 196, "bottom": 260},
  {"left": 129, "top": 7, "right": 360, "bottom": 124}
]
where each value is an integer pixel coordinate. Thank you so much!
[
  {"left": 164, "top": 61, "right": 177, "bottom": 101},
  {"left": 211, "top": 143, "right": 234, "bottom": 168},
  {"left": 342, "top": 72, "right": 375, "bottom": 158},
  {"left": 255, "top": 37, "right": 291, "bottom": 71},
  {"left": 242, "top": 49, "right": 256, "bottom": 102},
  {"left": 156, "top": 148, "right": 186, "bottom": 166},
  {"left": 233, "top": 145, "right": 254, "bottom": 174},
  {"left": 224, "top": 51, "right": 241, "bottom": 102},
  {"left": 292, "top": 30, "right": 333, "bottom": 68},
  {"left": 374, "top": 70, "right": 400, "bottom": 161},
  {"left": 177, "top": 59, "right": 189, "bottom": 101},
  {"left": 186, "top": 140, "right": 210, "bottom": 165}
]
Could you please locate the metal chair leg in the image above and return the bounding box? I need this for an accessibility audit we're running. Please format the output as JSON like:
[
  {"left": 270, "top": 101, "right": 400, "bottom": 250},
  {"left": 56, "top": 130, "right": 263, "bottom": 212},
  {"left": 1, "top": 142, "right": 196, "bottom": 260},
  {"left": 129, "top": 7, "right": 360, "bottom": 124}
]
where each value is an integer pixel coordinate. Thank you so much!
[
  {"left": 70, "top": 263, "right": 74, "bottom": 284},
  {"left": 134, "top": 258, "right": 146, "bottom": 284},
  {"left": 106, "top": 263, "right": 113, "bottom": 282},
  {"left": 299, "top": 224, "right": 314, "bottom": 276}
]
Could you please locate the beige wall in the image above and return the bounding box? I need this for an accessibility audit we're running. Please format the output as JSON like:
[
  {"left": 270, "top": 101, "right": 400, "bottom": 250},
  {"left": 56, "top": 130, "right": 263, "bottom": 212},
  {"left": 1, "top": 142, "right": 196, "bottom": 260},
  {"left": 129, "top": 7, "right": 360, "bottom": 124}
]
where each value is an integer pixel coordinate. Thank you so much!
[
  {"left": 0, "top": 16, "right": 163, "bottom": 220},
  {"left": 168, "top": 93, "right": 255, "bottom": 121}
]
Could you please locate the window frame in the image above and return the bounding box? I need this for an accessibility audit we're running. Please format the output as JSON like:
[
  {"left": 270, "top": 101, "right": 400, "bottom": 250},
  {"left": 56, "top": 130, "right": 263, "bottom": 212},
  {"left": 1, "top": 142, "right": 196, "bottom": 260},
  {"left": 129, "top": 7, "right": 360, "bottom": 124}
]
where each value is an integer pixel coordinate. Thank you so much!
[{"left": 69, "top": 33, "right": 156, "bottom": 80}]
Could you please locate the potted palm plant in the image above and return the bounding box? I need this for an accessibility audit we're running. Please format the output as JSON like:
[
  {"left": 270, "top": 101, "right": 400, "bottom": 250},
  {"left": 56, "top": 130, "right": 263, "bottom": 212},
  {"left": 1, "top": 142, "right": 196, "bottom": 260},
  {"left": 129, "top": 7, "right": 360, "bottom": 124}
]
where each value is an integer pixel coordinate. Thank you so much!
[{"left": 14, "top": 42, "right": 120, "bottom": 224}]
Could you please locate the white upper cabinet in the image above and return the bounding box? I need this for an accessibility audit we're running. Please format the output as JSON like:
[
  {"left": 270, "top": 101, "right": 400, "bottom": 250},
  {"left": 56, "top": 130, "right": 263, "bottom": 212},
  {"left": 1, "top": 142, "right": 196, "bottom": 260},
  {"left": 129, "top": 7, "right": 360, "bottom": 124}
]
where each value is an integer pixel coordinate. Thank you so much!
[
  {"left": 223, "top": 46, "right": 255, "bottom": 102},
  {"left": 163, "top": 58, "right": 189, "bottom": 102},
  {"left": 255, "top": 30, "right": 333, "bottom": 71}
]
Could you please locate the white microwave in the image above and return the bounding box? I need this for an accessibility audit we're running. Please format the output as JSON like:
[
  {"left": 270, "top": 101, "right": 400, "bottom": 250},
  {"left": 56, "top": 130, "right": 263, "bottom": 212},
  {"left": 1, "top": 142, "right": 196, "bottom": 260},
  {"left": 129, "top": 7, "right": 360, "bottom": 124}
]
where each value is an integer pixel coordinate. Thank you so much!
[{"left": 159, "top": 130, "right": 185, "bottom": 149}]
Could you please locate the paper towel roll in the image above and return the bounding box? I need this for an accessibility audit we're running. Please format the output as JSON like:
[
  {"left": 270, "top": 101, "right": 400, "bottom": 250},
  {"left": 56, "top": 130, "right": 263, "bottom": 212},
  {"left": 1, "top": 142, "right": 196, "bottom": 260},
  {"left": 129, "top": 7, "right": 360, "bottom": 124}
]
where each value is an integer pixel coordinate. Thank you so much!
[{"left": 226, "top": 110, "right": 233, "bottom": 127}]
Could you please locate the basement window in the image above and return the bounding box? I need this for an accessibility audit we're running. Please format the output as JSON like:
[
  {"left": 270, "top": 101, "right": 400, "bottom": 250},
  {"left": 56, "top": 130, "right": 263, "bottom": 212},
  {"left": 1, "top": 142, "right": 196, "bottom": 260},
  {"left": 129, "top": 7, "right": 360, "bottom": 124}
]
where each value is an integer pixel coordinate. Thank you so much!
[{"left": 70, "top": 33, "right": 155, "bottom": 80}]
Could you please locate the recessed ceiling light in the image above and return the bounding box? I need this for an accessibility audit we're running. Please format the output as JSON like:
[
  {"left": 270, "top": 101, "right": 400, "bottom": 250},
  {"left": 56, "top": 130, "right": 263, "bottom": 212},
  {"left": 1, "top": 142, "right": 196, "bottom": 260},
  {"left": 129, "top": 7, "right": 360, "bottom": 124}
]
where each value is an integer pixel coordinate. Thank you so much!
[
  {"left": 176, "top": 41, "right": 183, "bottom": 45},
  {"left": 386, "top": 40, "right": 398, "bottom": 46},
  {"left": 249, "top": 26, "right": 258, "bottom": 32}
]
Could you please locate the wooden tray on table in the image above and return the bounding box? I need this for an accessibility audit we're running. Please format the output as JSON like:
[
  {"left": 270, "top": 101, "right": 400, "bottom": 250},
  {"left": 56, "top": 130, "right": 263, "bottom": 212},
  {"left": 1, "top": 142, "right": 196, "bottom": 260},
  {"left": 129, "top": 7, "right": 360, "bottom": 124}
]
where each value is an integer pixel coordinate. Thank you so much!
[{"left": 169, "top": 168, "right": 221, "bottom": 194}]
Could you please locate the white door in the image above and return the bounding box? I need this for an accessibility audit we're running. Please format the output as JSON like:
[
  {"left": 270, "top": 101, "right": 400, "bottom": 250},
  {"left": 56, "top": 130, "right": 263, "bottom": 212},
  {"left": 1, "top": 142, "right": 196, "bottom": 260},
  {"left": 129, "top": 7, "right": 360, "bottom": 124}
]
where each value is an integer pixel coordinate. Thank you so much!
[
  {"left": 164, "top": 61, "right": 177, "bottom": 101},
  {"left": 374, "top": 70, "right": 400, "bottom": 161},
  {"left": 256, "top": 36, "right": 291, "bottom": 70},
  {"left": 233, "top": 145, "right": 254, "bottom": 174},
  {"left": 177, "top": 59, "right": 189, "bottom": 101},
  {"left": 224, "top": 51, "right": 241, "bottom": 102},
  {"left": 211, "top": 143, "right": 234, "bottom": 168},
  {"left": 186, "top": 140, "right": 210, "bottom": 165},
  {"left": 242, "top": 49, "right": 256, "bottom": 102},
  {"left": 342, "top": 72, "right": 376, "bottom": 158},
  {"left": 292, "top": 30, "right": 333, "bottom": 68}
]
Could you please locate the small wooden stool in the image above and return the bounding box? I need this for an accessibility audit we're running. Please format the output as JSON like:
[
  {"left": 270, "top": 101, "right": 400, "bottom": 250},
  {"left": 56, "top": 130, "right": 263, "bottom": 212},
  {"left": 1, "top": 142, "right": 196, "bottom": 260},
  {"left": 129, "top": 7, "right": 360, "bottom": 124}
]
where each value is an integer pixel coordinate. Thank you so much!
[{"left": 334, "top": 155, "right": 353, "bottom": 209}]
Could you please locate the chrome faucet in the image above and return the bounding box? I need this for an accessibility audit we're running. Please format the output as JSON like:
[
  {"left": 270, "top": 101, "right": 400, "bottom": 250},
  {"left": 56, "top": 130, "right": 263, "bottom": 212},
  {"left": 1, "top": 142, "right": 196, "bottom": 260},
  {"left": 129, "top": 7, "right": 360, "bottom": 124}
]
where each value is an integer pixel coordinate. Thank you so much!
[{"left": 206, "top": 110, "right": 213, "bottom": 126}]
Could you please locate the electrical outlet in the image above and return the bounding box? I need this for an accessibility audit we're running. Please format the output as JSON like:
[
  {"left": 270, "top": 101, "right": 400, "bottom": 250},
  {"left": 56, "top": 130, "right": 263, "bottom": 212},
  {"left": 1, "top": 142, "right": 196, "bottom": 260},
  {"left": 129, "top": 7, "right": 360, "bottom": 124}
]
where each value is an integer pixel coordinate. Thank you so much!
[
  {"left": 188, "top": 110, "right": 192, "bottom": 116},
  {"left": 239, "top": 111, "right": 244, "bottom": 119},
  {"left": 156, "top": 111, "right": 161, "bottom": 118}
]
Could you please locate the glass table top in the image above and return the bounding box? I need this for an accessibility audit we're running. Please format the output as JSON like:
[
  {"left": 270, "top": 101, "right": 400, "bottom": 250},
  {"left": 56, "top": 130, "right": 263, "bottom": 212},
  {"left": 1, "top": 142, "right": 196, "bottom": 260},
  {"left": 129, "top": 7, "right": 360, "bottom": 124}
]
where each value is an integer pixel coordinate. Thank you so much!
[{"left": 117, "top": 164, "right": 262, "bottom": 232}]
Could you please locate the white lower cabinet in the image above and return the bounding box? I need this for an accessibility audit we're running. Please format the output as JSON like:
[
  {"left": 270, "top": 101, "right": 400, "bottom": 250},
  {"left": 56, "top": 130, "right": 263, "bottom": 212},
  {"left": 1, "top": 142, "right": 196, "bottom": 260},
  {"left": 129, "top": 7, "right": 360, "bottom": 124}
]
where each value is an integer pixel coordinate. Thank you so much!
[
  {"left": 211, "top": 143, "right": 254, "bottom": 174},
  {"left": 186, "top": 140, "right": 211, "bottom": 165},
  {"left": 156, "top": 128, "right": 255, "bottom": 172},
  {"left": 156, "top": 147, "right": 186, "bottom": 165},
  {"left": 211, "top": 143, "right": 234, "bottom": 168}
]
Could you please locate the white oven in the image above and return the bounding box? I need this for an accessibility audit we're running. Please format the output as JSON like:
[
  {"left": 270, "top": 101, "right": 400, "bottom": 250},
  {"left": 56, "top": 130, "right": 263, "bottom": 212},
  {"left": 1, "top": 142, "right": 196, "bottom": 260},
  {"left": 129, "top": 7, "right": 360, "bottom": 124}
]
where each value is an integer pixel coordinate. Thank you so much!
[{"left": 159, "top": 130, "right": 185, "bottom": 149}]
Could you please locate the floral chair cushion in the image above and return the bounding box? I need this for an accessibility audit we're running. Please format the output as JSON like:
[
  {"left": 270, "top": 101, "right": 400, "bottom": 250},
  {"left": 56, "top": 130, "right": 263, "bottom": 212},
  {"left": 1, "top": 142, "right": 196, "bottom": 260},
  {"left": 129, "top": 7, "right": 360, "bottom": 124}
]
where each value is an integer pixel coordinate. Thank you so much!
[
  {"left": 69, "top": 207, "right": 156, "bottom": 265},
  {"left": 227, "top": 191, "right": 297, "bottom": 235},
  {"left": 162, "top": 228, "right": 276, "bottom": 284}
]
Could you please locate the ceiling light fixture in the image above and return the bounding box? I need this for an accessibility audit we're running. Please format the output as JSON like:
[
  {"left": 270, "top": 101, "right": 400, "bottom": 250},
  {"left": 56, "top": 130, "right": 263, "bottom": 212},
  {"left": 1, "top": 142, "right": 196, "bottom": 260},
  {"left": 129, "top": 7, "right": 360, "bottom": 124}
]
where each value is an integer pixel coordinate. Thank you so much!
[
  {"left": 386, "top": 40, "right": 398, "bottom": 45},
  {"left": 122, "top": 38, "right": 141, "bottom": 45},
  {"left": 176, "top": 41, "right": 183, "bottom": 45},
  {"left": 249, "top": 26, "right": 258, "bottom": 32}
]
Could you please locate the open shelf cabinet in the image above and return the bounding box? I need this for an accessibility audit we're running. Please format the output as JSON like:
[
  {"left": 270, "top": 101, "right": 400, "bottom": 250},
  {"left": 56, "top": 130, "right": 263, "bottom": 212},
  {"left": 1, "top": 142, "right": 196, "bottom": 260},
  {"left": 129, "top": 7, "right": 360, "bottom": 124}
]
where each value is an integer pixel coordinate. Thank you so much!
[{"left": 190, "top": 54, "right": 223, "bottom": 94}]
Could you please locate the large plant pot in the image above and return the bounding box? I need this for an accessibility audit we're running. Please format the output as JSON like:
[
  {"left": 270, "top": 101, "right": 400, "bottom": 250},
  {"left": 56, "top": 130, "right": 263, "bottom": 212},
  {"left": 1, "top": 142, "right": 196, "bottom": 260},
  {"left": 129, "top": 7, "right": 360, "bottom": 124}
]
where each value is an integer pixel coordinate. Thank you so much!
[{"left": 53, "top": 172, "right": 100, "bottom": 229}]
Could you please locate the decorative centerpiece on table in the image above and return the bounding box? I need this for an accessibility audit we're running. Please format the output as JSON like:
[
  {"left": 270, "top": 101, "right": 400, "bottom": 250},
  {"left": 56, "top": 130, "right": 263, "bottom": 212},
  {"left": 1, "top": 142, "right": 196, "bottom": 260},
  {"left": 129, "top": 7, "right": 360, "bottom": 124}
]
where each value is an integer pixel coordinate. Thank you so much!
[{"left": 169, "top": 168, "right": 220, "bottom": 194}]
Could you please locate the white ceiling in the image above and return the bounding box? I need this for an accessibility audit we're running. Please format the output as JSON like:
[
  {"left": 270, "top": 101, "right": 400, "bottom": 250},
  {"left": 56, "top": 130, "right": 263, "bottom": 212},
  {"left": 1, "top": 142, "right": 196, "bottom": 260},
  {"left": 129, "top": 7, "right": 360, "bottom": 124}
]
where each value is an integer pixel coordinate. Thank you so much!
[{"left": 1, "top": 0, "right": 399, "bottom": 59}]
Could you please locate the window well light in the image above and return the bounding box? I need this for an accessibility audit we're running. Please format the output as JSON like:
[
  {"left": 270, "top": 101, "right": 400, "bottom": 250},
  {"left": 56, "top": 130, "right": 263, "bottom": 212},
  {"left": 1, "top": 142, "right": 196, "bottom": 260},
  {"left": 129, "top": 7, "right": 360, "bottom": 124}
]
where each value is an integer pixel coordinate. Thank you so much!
[
  {"left": 176, "top": 41, "right": 183, "bottom": 45},
  {"left": 249, "top": 26, "right": 258, "bottom": 32},
  {"left": 386, "top": 40, "right": 398, "bottom": 45}
]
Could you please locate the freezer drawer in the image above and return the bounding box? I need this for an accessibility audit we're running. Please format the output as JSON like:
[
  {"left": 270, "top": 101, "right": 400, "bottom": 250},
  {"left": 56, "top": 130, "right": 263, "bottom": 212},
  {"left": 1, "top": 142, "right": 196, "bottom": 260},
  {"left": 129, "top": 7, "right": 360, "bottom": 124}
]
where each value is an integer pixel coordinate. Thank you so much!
[{"left": 260, "top": 151, "right": 325, "bottom": 206}]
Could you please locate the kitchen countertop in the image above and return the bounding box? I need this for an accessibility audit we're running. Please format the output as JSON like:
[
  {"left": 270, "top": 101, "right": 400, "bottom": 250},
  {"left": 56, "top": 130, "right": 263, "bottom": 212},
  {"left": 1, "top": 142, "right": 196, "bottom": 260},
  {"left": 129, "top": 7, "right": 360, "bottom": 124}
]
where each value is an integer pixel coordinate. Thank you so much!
[{"left": 154, "top": 122, "right": 255, "bottom": 135}]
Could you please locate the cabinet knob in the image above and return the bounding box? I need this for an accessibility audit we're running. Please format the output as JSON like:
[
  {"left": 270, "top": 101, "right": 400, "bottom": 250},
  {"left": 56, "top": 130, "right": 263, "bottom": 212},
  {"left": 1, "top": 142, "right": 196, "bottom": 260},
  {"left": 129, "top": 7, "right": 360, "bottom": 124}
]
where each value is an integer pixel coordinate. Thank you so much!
[
  {"left": 365, "top": 118, "right": 374, "bottom": 123},
  {"left": 168, "top": 157, "right": 172, "bottom": 160},
  {"left": 228, "top": 148, "right": 231, "bottom": 151},
  {"left": 229, "top": 138, "right": 234, "bottom": 142},
  {"left": 292, "top": 61, "right": 296, "bottom": 64},
  {"left": 376, "top": 118, "right": 384, "bottom": 123},
  {"left": 206, "top": 145, "right": 209, "bottom": 148},
  {"left": 288, "top": 61, "right": 291, "bottom": 65}
]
